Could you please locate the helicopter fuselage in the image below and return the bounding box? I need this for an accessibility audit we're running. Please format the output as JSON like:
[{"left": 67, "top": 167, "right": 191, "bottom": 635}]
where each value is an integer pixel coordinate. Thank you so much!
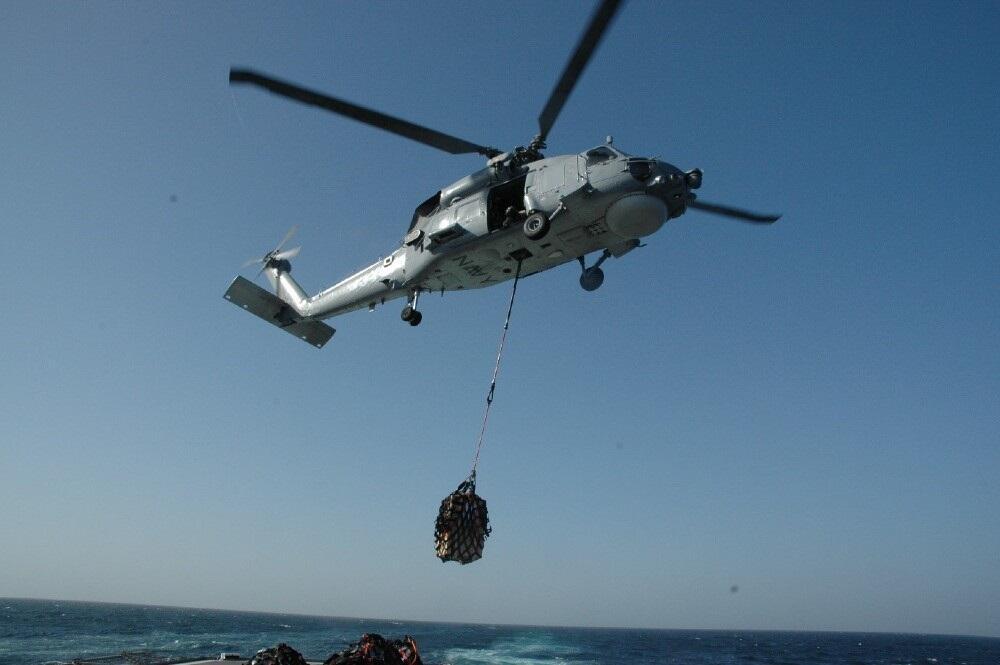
[
  {"left": 226, "top": 1, "right": 776, "bottom": 347},
  {"left": 266, "top": 145, "right": 693, "bottom": 325}
]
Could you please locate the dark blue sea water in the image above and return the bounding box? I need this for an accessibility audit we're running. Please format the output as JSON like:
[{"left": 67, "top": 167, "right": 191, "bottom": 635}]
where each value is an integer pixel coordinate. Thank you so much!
[{"left": 1, "top": 599, "right": 998, "bottom": 665}]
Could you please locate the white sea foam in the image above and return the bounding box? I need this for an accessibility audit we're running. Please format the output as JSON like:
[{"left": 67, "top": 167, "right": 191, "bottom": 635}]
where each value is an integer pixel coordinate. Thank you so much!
[
  {"left": 442, "top": 636, "right": 594, "bottom": 665},
  {"left": 442, "top": 648, "right": 595, "bottom": 665}
]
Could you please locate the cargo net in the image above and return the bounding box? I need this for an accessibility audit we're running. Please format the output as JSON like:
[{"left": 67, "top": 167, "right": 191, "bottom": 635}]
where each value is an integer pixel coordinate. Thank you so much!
[{"left": 434, "top": 474, "right": 491, "bottom": 564}]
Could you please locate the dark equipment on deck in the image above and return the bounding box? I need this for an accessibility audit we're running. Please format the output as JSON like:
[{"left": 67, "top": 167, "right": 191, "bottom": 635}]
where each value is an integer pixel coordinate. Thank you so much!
[
  {"left": 247, "top": 644, "right": 308, "bottom": 665},
  {"left": 434, "top": 473, "right": 491, "bottom": 565},
  {"left": 324, "top": 634, "right": 422, "bottom": 665}
]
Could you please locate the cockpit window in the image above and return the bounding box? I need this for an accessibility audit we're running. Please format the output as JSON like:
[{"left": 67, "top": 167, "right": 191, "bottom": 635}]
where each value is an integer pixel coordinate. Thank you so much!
[{"left": 585, "top": 147, "right": 617, "bottom": 165}]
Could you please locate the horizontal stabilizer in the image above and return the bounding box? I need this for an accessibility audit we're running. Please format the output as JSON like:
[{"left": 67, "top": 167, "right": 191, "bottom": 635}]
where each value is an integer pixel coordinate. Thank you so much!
[{"left": 224, "top": 276, "right": 334, "bottom": 348}]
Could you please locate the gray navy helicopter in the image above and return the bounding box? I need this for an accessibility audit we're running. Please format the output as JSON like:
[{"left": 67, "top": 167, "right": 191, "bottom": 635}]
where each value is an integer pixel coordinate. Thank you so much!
[{"left": 224, "top": 0, "right": 779, "bottom": 348}]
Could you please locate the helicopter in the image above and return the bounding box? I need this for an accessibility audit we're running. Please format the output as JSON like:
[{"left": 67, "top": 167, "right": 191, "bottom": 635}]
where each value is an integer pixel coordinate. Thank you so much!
[{"left": 224, "top": 0, "right": 779, "bottom": 348}]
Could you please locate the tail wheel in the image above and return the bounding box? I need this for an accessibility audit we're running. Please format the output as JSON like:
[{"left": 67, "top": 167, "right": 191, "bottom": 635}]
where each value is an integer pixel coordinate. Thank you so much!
[
  {"left": 580, "top": 267, "right": 604, "bottom": 291},
  {"left": 523, "top": 212, "right": 550, "bottom": 240},
  {"left": 401, "top": 305, "right": 415, "bottom": 322},
  {"left": 408, "top": 311, "right": 423, "bottom": 326}
]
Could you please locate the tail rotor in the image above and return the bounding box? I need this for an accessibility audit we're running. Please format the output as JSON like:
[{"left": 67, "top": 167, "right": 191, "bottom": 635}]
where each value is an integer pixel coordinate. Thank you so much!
[{"left": 243, "top": 225, "right": 302, "bottom": 279}]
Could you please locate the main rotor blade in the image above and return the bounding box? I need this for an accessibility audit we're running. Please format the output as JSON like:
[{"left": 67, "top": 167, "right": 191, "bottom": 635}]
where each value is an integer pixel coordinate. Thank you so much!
[
  {"left": 230, "top": 69, "right": 501, "bottom": 158},
  {"left": 688, "top": 200, "right": 781, "bottom": 224},
  {"left": 536, "top": 0, "right": 623, "bottom": 144}
]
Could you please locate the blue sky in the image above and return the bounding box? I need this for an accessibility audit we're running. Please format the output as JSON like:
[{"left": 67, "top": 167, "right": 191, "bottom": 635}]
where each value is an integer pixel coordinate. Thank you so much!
[{"left": 1, "top": 1, "right": 998, "bottom": 637}]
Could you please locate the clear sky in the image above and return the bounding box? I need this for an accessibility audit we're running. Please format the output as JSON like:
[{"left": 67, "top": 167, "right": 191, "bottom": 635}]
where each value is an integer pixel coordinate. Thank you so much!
[{"left": 1, "top": 0, "right": 998, "bottom": 638}]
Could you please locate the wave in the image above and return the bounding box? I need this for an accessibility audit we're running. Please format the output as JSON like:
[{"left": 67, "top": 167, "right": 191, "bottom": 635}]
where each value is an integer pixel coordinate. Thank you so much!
[{"left": 440, "top": 635, "right": 595, "bottom": 665}]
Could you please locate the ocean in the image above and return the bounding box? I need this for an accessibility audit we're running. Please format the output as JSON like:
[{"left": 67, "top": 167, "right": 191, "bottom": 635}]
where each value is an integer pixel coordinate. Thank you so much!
[{"left": 1, "top": 599, "right": 997, "bottom": 665}]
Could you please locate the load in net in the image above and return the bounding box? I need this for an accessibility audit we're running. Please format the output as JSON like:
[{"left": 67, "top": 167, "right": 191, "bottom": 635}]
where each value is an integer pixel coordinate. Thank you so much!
[{"left": 434, "top": 473, "right": 491, "bottom": 564}]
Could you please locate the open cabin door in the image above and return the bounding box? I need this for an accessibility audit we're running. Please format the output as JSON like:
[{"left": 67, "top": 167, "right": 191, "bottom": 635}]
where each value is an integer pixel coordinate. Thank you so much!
[{"left": 486, "top": 175, "right": 527, "bottom": 233}]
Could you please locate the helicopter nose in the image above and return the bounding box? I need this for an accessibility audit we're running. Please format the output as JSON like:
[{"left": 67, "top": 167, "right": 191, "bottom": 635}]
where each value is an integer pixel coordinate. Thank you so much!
[
  {"left": 651, "top": 162, "right": 686, "bottom": 188},
  {"left": 647, "top": 162, "right": 692, "bottom": 217}
]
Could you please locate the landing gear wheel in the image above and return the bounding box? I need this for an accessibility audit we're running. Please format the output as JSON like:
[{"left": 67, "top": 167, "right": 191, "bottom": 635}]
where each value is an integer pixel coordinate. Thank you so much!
[
  {"left": 401, "top": 305, "right": 415, "bottom": 322},
  {"left": 580, "top": 267, "right": 605, "bottom": 291},
  {"left": 408, "top": 311, "right": 423, "bottom": 326},
  {"left": 523, "top": 212, "right": 550, "bottom": 240}
]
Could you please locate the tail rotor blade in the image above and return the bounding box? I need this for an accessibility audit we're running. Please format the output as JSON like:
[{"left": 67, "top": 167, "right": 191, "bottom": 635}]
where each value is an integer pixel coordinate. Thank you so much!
[
  {"left": 275, "top": 225, "right": 298, "bottom": 253},
  {"left": 273, "top": 246, "right": 301, "bottom": 262},
  {"left": 245, "top": 228, "right": 303, "bottom": 278},
  {"left": 688, "top": 200, "right": 781, "bottom": 224}
]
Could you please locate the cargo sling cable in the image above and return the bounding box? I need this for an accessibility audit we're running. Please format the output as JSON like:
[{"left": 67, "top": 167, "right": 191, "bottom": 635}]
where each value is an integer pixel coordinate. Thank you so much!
[
  {"left": 470, "top": 257, "right": 524, "bottom": 477},
  {"left": 434, "top": 259, "right": 523, "bottom": 564}
]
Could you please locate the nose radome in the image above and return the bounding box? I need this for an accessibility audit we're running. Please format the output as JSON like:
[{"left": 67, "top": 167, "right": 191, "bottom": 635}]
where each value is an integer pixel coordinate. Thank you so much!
[{"left": 605, "top": 193, "right": 668, "bottom": 239}]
